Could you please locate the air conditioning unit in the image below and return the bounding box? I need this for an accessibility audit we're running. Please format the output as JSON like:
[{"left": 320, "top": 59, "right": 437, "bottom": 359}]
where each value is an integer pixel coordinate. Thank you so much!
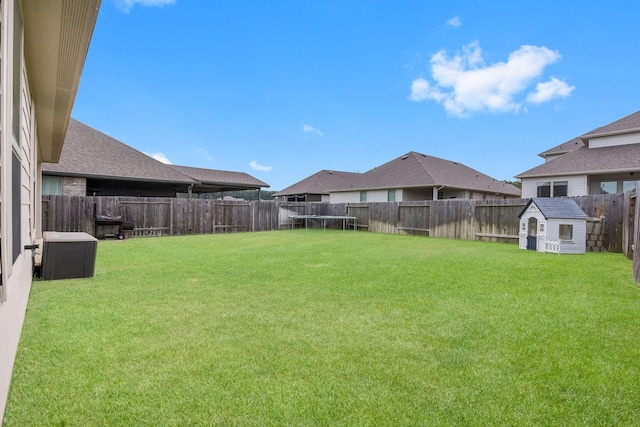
[{"left": 41, "top": 232, "right": 98, "bottom": 280}]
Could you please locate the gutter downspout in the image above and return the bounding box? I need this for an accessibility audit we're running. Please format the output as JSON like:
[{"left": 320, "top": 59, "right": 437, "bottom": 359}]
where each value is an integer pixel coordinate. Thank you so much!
[{"left": 433, "top": 186, "right": 444, "bottom": 200}]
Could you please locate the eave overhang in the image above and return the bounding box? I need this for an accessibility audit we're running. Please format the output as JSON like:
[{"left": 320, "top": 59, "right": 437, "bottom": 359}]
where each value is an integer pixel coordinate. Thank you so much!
[{"left": 22, "top": 0, "right": 101, "bottom": 163}]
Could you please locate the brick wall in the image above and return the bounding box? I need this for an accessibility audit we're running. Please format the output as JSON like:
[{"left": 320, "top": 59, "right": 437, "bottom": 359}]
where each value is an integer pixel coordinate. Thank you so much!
[{"left": 62, "top": 177, "right": 86, "bottom": 196}]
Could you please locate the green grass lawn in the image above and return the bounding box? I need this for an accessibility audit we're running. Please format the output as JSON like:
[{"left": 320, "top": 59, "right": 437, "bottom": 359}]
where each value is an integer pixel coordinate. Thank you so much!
[{"left": 4, "top": 230, "right": 640, "bottom": 426}]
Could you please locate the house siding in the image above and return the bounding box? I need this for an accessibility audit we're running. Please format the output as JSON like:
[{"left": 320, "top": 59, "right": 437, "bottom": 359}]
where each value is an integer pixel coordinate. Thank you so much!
[
  {"left": 330, "top": 190, "right": 386, "bottom": 203},
  {"left": 0, "top": 3, "right": 39, "bottom": 418},
  {"left": 521, "top": 175, "right": 587, "bottom": 198},
  {"left": 588, "top": 132, "right": 640, "bottom": 149},
  {"left": 547, "top": 218, "right": 587, "bottom": 254},
  {"left": 330, "top": 187, "right": 516, "bottom": 203}
]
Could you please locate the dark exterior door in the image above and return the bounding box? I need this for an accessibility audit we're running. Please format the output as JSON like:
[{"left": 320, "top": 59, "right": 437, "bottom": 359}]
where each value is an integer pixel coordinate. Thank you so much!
[{"left": 526, "top": 217, "right": 538, "bottom": 251}]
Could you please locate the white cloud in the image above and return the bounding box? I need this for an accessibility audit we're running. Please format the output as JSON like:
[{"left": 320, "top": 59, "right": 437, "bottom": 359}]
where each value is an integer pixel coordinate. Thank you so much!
[
  {"left": 196, "top": 148, "right": 214, "bottom": 161},
  {"left": 446, "top": 16, "right": 462, "bottom": 28},
  {"left": 302, "top": 124, "right": 324, "bottom": 136},
  {"left": 144, "top": 152, "right": 172, "bottom": 164},
  {"left": 526, "top": 77, "right": 576, "bottom": 104},
  {"left": 113, "top": 0, "right": 175, "bottom": 13},
  {"left": 409, "top": 40, "right": 574, "bottom": 117},
  {"left": 249, "top": 160, "right": 273, "bottom": 172}
]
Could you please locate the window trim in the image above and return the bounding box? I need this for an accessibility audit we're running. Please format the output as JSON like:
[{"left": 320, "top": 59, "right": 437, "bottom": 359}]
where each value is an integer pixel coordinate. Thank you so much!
[
  {"left": 599, "top": 181, "right": 618, "bottom": 195},
  {"left": 537, "top": 180, "right": 568, "bottom": 197},
  {"left": 623, "top": 181, "right": 636, "bottom": 193},
  {"left": 559, "top": 224, "right": 574, "bottom": 241},
  {"left": 537, "top": 181, "right": 551, "bottom": 197},
  {"left": 552, "top": 181, "right": 568, "bottom": 197},
  {"left": 42, "top": 176, "right": 63, "bottom": 196},
  {"left": 387, "top": 189, "right": 396, "bottom": 202}
]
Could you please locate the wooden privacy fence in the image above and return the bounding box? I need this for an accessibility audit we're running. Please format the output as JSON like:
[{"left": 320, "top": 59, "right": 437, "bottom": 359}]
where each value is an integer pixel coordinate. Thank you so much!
[
  {"left": 345, "top": 193, "right": 629, "bottom": 249},
  {"left": 43, "top": 193, "right": 626, "bottom": 252},
  {"left": 42, "top": 196, "right": 280, "bottom": 237},
  {"left": 280, "top": 194, "right": 625, "bottom": 251}
]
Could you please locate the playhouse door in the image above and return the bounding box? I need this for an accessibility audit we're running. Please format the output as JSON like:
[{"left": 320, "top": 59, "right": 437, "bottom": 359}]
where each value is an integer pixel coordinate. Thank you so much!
[{"left": 526, "top": 218, "right": 537, "bottom": 250}]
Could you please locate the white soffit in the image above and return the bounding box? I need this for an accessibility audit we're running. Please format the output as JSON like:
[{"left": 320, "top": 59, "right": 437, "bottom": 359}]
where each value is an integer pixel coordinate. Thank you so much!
[{"left": 22, "top": 0, "right": 100, "bottom": 162}]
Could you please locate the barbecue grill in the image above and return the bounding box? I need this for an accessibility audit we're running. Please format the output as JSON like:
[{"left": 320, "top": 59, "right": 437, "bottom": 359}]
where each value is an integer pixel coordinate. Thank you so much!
[{"left": 95, "top": 214, "right": 134, "bottom": 239}]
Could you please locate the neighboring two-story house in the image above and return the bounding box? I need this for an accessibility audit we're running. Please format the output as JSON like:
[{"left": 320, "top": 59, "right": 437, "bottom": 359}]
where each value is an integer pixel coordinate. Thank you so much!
[{"left": 516, "top": 111, "right": 640, "bottom": 198}]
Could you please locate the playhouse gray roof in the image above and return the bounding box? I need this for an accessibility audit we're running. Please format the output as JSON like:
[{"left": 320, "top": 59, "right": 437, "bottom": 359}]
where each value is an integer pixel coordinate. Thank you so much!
[{"left": 518, "top": 198, "right": 588, "bottom": 220}]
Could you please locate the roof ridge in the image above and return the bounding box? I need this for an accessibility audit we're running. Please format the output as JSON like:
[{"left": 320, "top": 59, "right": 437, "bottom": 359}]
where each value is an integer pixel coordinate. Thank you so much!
[{"left": 410, "top": 151, "right": 439, "bottom": 184}]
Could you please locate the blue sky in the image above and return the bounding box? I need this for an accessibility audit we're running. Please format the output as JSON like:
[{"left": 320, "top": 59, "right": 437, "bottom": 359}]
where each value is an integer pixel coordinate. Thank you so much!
[{"left": 72, "top": 0, "right": 640, "bottom": 191}]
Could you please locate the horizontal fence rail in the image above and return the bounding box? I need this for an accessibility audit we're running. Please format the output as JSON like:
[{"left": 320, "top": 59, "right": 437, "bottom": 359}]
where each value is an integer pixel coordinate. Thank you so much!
[{"left": 42, "top": 193, "right": 627, "bottom": 252}]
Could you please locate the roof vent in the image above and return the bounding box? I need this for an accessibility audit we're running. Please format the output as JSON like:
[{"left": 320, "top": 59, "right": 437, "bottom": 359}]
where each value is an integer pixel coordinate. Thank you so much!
[{"left": 401, "top": 155, "right": 408, "bottom": 160}]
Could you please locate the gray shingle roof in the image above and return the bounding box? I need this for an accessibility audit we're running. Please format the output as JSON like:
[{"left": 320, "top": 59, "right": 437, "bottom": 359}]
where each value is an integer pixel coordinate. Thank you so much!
[
  {"left": 331, "top": 151, "right": 521, "bottom": 196},
  {"left": 169, "top": 165, "right": 269, "bottom": 191},
  {"left": 518, "top": 198, "right": 588, "bottom": 220},
  {"left": 515, "top": 143, "right": 640, "bottom": 178},
  {"left": 581, "top": 110, "right": 640, "bottom": 139},
  {"left": 533, "top": 111, "right": 640, "bottom": 160},
  {"left": 538, "top": 137, "right": 585, "bottom": 158},
  {"left": 273, "top": 170, "right": 360, "bottom": 196},
  {"left": 43, "top": 119, "right": 269, "bottom": 191},
  {"left": 43, "top": 119, "right": 196, "bottom": 184}
]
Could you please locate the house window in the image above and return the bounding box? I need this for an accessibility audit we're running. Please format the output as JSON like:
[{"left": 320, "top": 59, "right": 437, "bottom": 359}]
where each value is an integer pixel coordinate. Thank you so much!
[
  {"left": 43, "top": 176, "right": 63, "bottom": 195},
  {"left": 600, "top": 181, "right": 617, "bottom": 194},
  {"left": 538, "top": 181, "right": 568, "bottom": 197},
  {"left": 623, "top": 181, "right": 636, "bottom": 193},
  {"left": 537, "top": 182, "right": 551, "bottom": 197},
  {"left": 387, "top": 189, "right": 396, "bottom": 202},
  {"left": 360, "top": 191, "right": 367, "bottom": 202},
  {"left": 559, "top": 224, "right": 573, "bottom": 241},
  {"left": 552, "top": 181, "right": 568, "bottom": 197},
  {"left": 12, "top": 153, "right": 21, "bottom": 263}
]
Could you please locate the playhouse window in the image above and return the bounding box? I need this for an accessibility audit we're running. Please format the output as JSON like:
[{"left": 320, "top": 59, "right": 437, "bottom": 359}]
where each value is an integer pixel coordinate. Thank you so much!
[
  {"left": 539, "top": 223, "right": 545, "bottom": 233},
  {"left": 559, "top": 224, "right": 573, "bottom": 241},
  {"left": 521, "top": 222, "right": 526, "bottom": 231}
]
